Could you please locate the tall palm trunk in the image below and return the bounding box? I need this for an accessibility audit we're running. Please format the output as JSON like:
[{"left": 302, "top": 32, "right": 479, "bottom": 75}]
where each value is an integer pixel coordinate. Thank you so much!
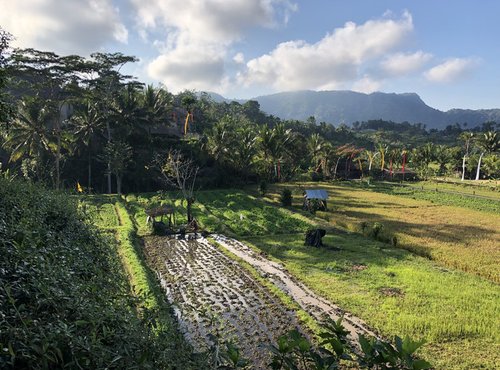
[
  {"left": 461, "top": 155, "right": 467, "bottom": 181},
  {"left": 475, "top": 152, "right": 484, "bottom": 180}
]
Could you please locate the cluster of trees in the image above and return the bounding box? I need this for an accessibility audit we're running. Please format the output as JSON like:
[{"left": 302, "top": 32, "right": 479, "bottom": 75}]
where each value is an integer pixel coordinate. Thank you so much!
[{"left": 1, "top": 28, "right": 499, "bottom": 194}]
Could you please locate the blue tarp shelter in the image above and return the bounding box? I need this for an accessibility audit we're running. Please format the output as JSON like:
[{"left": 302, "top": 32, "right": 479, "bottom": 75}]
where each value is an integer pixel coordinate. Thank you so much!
[{"left": 303, "top": 189, "right": 328, "bottom": 211}]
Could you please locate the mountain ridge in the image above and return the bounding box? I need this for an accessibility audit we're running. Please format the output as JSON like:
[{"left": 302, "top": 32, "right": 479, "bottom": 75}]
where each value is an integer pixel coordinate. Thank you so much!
[{"left": 207, "top": 90, "right": 500, "bottom": 129}]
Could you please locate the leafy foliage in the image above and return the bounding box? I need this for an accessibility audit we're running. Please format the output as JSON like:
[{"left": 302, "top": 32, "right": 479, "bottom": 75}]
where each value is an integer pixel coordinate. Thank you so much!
[{"left": 0, "top": 178, "right": 194, "bottom": 369}]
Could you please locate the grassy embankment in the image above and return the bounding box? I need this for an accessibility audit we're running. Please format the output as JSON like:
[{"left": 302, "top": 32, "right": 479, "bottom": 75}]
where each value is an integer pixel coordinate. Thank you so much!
[
  {"left": 0, "top": 178, "right": 195, "bottom": 369},
  {"left": 123, "top": 187, "right": 499, "bottom": 369},
  {"left": 81, "top": 195, "right": 199, "bottom": 367}
]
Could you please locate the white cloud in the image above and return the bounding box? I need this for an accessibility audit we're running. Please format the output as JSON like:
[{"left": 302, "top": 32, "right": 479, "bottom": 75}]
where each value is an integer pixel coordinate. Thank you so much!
[
  {"left": 424, "top": 57, "right": 480, "bottom": 83},
  {"left": 0, "top": 0, "right": 127, "bottom": 55},
  {"left": 147, "top": 44, "right": 225, "bottom": 91},
  {"left": 233, "top": 52, "right": 245, "bottom": 64},
  {"left": 239, "top": 11, "right": 413, "bottom": 91},
  {"left": 131, "top": 0, "right": 297, "bottom": 92},
  {"left": 132, "top": 0, "right": 296, "bottom": 44},
  {"left": 380, "top": 51, "right": 433, "bottom": 76},
  {"left": 352, "top": 75, "right": 382, "bottom": 94}
]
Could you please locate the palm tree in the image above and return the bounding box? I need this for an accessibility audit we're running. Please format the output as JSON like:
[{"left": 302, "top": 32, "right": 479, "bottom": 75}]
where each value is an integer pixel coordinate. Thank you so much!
[
  {"left": 71, "top": 100, "right": 105, "bottom": 190},
  {"left": 231, "top": 125, "right": 258, "bottom": 181},
  {"left": 307, "top": 133, "right": 326, "bottom": 171},
  {"left": 475, "top": 131, "right": 499, "bottom": 180},
  {"left": 141, "top": 85, "right": 172, "bottom": 141},
  {"left": 205, "top": 116, "right": 231, "bottom": 162},
  {"left": 434, "top": 145, "right": 451, "bottom": 176},
  {"left": 257, "top": 123, "right": 294, "bottom": 181},
  {"left": 4, "top": 97, "right": 56, "bottom": 180},
  {"left": 459, "top": 131, "right": 474, "bottom": 181},
  {"left": 411, "top": 142, "right": 435, "bottom": 180}
]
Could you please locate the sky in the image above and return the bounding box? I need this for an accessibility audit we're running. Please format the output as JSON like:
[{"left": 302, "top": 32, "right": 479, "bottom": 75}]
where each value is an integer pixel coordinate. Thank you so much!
[{"left": 1, "top": 0, "right": 499, "bottom": 111}]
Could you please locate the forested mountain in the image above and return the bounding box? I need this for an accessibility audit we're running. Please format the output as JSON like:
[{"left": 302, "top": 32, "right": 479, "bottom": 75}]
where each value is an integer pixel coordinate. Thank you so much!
[{"left": 215, "top": 90, "right": 500, "bottom": 129}]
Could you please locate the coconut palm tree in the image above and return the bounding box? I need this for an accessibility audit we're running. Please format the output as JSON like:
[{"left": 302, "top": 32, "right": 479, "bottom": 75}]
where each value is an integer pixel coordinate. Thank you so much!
[
  {"left": 4, "top": 97, "right": 56, "bottom": 180},
  {"left": 141, "top": 84, "right": 172, "bottom": 141},
  {"left": 411, "top": 142, "right": 435, "bottom": 180},
  {"left": 475, "top": 131, "right": 499, "bottom": 180},
  {"left": 257, "top": 123, "right": 294, "bottom": 181},
  {"left": 434, "top": 145, "right": 451, "bottom": 176},
  {"left": 307, "top": 133, "right": 326, "bottom": 171},
  {"left": 231, "top": 125, "right": 258, "bottom": 180}
]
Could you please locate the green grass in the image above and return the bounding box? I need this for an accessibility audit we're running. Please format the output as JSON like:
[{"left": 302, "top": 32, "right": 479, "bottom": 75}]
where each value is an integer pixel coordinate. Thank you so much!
[
  {"left": 82, "top": 195, "right": 199, "bottom": 367},
  {"left": 104, "top": 187, "right": 500, "bottom": 369},
  {"left": 243, "top": 233, "right": 500, "bottom": 370},
  {"left": 123, "top": 189, "right": 312, "bottom": 237},
  {"left": 369, "top": 181, "right": 500, "bottom": 214},
  {"left": 265, "top": 182, "right": 500, "bottom": 282}
]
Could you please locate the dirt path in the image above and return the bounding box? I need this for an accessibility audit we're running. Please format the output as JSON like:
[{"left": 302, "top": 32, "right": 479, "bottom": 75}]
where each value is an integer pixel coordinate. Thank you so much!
[
  {"left": 143, "top": 235, "right": 302, "bottom": 367},
  {"left": 212, "top": 235, "right": 377, "bottom": 344}
]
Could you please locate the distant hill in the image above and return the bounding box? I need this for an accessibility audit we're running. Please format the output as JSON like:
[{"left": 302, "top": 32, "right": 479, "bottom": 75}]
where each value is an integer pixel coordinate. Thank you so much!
[{"left": 208, "top": 90, "right": 500, "bottom": 129}]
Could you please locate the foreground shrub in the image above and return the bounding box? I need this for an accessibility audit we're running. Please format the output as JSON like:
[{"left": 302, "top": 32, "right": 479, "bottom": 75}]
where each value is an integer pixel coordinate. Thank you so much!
[
  {"left": 0, "top": 178, "right": 192, "bottom": 369},
  {"left": 280, "top": 188, "right": 293, "bottom": 207}
]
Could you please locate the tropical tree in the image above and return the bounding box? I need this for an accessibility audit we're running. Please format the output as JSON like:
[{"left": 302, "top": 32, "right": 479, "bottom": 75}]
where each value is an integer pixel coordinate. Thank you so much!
[
  {"left": 141, "top": 84, "right": 172, "bottom": 142},
  {"left": 86, "top": 52, "right": 138, "bottom": 193},
  {"left": 257, "top": 123, "right": 294, "bottom": 181},
  {"left": 0, "top": 27, "right": 13, "bottom": 126},
  {"left": 377, "top": 143, "right": 388, "bottom": 173},
  {"left": 411, "top": 142, "right": 435, "bottom": 180},
  {"left": 71, "top": 100, "right": 105, "bottom": 190},
  {"left": 459, "top": 131, "right": 474, "bottom": 181},
  {"left": 230, "top": 125, "right": 258, "bottom": 181},
  {"left": 364, "top": 149, "right": 379, "bottom": 173},
  {"left": 156, "top": 150, "right": 199, "bottom": 223},
  {"left": 434, "top": 144, "right": 451, "bottom": 176},
  {"left": 475, "top": 131, "right": 499, "bottom": 180},
  {"left": 100, "top": 141, "right": 132, "bottom": 194},
  {"left": 307, "top": 133, "right": 326, "bottom": 172},
  {"left": 204, "top": 115, "right": 233, "bottom": 162},
  {"left": 4, "top": 97, "right": 56, "bottom": 181}
]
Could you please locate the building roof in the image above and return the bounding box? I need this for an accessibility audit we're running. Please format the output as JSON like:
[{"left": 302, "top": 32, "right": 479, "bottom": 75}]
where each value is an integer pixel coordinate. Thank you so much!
[{"left": 305, "top": 189, "right": 328, "bottom": 200}]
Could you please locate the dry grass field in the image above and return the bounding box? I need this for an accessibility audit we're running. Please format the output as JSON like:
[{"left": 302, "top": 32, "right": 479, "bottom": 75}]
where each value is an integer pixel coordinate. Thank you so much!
[{"left": 268, "top": 182, "right": 500, "bottom": 282}]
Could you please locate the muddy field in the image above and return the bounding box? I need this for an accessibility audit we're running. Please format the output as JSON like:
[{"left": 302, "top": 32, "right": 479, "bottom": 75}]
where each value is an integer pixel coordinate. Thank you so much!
[{"left": 143, "top": 235, "right": 303, "bottom": 367}]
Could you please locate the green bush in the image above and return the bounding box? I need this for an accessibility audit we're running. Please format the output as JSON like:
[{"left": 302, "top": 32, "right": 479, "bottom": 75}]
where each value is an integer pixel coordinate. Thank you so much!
[
  {"left": 259, "top": 180, "right": 268, "bottom": 196},
  {"left": 0, "top": 178, "right": 193, "bottom": 369},
  {"left": 280, "top": 188, "right": 293, "bottom": 207}
]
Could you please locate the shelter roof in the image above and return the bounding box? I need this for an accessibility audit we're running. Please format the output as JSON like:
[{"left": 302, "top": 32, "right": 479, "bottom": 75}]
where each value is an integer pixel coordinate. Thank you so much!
[{"left": 305, "top": 189, "right": 328, "bottom": 200}]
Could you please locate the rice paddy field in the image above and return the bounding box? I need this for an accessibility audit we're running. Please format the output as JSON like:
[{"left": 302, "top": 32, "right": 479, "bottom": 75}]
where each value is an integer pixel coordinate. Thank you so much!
[
  {"left": 265, "top": 181, "right": 500, "bottom": 282},
  {"left": 86, "top": 183, "right": 499, "bottom": 369}
]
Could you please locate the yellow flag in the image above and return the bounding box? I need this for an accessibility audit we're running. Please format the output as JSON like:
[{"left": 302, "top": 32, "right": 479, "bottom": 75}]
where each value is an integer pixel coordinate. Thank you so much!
[{"left": 77, "top": 182, "right": 83, "bottom": 193}]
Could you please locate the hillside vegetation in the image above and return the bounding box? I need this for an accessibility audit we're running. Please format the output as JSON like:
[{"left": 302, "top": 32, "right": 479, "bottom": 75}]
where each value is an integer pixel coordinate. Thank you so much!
[{"left": 0, "top": 178, "right": 194, "bottom": 369}]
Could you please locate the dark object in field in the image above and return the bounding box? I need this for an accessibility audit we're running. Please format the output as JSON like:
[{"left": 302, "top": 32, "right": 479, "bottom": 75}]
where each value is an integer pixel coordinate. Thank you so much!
[
  {"left": 152, "top": 221, "right": 168, "bottom": 235},
  {"left": 305, "top": 229, "right": 326, "bottom": 247}
]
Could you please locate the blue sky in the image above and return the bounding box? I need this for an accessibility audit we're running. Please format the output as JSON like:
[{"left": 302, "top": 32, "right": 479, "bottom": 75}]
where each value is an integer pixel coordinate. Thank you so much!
[{"left": 1, "top": 0, "right": 499, "bottom": 110}]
